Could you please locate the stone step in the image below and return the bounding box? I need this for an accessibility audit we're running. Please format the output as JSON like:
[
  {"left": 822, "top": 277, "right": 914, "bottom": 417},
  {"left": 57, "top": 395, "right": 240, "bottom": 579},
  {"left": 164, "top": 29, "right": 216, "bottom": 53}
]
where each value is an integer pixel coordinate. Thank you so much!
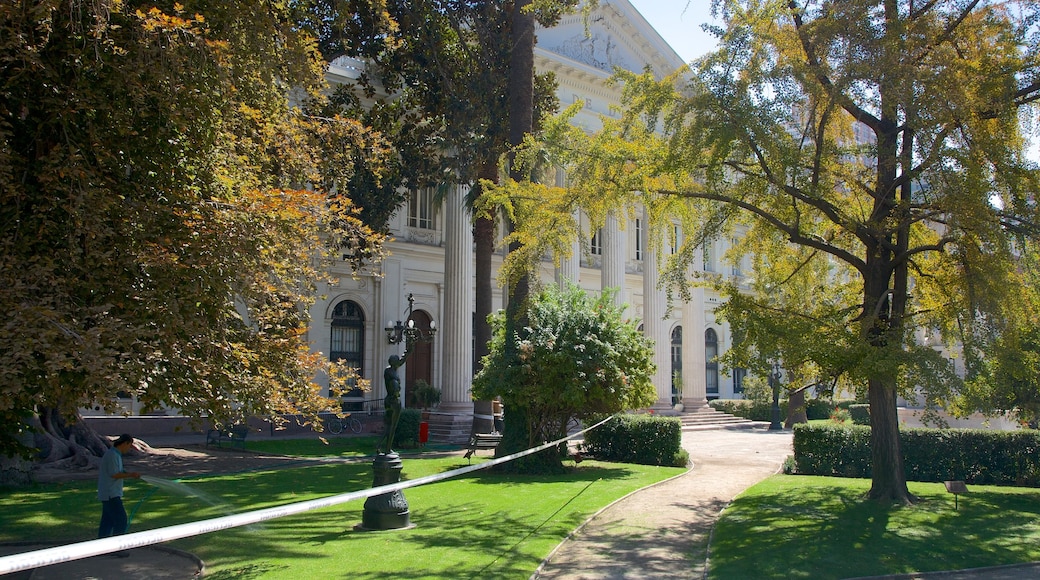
[{"left": 674, "top": 406, "right": 765, "bottom": 430}]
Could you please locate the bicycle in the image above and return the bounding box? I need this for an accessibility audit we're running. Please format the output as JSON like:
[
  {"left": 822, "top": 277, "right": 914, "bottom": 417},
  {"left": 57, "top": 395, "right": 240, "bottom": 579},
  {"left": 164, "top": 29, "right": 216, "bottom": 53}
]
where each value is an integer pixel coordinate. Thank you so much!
[{"left": 324, "top": 412, "right": 363, "bottom": 434}]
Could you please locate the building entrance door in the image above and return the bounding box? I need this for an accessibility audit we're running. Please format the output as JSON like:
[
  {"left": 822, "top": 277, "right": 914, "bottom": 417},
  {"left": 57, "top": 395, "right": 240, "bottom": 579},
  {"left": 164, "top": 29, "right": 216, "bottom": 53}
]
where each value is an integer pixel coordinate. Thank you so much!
[{"left": 405, "top": 310, "right": 434, "bottom": 408}]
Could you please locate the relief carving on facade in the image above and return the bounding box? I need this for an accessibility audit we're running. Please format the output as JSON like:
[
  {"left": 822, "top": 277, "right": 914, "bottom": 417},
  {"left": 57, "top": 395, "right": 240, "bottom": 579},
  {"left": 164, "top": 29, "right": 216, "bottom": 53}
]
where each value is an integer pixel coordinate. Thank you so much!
[{"left": 551, "top": 31, "right": 626, "bottom": 73}]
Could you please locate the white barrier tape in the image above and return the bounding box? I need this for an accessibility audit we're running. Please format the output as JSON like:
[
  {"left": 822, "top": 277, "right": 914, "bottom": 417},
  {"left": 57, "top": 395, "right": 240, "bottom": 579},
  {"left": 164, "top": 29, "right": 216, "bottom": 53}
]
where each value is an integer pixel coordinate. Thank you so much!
[{"left": 0, "top": 415, "right": 612, "bottom": 575}]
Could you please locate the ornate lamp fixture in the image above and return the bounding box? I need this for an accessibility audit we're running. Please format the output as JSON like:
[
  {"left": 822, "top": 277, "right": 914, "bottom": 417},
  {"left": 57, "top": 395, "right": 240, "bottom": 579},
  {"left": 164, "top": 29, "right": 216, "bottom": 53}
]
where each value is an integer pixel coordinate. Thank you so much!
[{"left": 384, "top": 293, "right": 437, "bottom": 347}]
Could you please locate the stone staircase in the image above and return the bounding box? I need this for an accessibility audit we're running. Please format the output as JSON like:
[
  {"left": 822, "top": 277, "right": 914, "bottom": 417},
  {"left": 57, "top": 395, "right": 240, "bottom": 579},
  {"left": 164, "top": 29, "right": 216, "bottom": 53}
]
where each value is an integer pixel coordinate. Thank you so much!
[
  {"left": 672, "top": 405, "right": 765, "bottom": 430},
  {"left": 424, "top": 409, "right": 475, "bottom": 445},
  {"left": 422, "top": 404, "right": 765, "bottom": 444}
]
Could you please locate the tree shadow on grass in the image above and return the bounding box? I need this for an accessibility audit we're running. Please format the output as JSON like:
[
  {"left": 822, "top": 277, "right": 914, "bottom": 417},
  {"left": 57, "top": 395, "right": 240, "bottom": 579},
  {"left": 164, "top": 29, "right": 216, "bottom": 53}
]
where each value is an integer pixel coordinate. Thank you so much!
[
  {"left": 708, "top": 480, "right": 1040, "bottom": 580},
  {"left": 150, "top": 460, "right": 655, "bottom": 578}
]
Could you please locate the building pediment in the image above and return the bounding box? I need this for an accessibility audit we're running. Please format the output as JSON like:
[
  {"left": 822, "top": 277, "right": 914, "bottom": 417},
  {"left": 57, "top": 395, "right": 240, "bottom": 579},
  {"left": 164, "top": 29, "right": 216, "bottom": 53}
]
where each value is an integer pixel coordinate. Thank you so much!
[{"left": 537, "top": 0, "right": 685, "bottom": 79}]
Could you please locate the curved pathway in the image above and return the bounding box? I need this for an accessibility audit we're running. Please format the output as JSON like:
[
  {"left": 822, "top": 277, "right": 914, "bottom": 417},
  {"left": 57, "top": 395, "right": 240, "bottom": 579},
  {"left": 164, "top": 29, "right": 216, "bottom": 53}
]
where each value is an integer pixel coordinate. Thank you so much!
[{"left": 534, "top": 427, "right": 794, "bottom": 579}]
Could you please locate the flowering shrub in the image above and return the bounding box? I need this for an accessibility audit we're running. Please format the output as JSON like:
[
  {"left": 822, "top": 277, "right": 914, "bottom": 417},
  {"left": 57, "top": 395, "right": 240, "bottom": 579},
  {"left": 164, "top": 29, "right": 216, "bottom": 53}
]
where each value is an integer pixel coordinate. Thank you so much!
[
  {"left": 830, "top": 407, "right": 851, "bottom": 423},
  {"left": 473, "top": 283, "right": 657, "bottom": 471}
]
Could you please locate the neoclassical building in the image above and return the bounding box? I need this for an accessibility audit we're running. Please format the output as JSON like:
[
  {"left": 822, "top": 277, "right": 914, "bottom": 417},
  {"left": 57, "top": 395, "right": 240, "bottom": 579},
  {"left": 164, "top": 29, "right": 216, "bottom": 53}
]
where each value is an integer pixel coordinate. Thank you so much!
[{"left": 314, "top": 0, "right": 750, "bottom": 442}]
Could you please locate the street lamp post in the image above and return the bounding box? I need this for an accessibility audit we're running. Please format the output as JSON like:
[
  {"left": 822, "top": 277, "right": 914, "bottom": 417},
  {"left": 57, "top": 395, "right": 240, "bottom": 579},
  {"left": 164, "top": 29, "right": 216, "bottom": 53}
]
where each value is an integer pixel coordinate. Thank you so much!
[
  {"left": 384, "top": 293, "right": 437, "bottom": 346},
  {"left": 769, "top": 361, "right": 783, "bottom": 431},
  {"left": 360, "top": 293, "right": 436, "bottom": 531}
]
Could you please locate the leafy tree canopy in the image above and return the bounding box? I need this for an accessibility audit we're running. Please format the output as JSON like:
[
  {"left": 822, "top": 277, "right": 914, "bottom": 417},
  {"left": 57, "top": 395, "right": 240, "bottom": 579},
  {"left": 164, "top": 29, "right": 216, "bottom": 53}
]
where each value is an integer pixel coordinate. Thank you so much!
[
  {"left": 309, "top": 0, "right": 575, "bottom": 232},
  {"left": 0, "top": 0, "right": 386, "bottom": 458}
]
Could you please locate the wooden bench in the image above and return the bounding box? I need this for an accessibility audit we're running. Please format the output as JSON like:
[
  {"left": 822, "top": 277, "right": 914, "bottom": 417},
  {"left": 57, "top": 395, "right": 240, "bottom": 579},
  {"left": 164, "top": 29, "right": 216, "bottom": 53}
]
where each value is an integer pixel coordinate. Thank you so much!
[
  {"left": 463, "top": 432, "right": 502, "bottom": 462},
  {"left": 206, "top": 424, "right": 249, "bottom": 449}
]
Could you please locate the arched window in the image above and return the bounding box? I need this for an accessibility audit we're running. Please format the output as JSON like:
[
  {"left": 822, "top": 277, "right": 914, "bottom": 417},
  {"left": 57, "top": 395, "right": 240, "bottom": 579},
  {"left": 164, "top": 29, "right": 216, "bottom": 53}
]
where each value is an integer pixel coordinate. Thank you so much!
[
  {"left": 330, "top": 300, "right": 364, "bottom": 397},
  {"left": 732, "top": 332, "right": 747, "bottom": 395},
  {"left": 671, "top": 327, "right": 682, "bottom": 405},
  {"left": 705, "top": 328, "right": 719, "bottom": 398}
]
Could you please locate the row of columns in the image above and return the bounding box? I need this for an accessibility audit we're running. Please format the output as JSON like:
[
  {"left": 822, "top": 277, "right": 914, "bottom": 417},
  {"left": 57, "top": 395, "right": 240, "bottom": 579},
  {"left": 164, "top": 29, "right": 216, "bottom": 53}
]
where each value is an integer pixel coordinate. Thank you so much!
[{"left": 433, "top": 198, "right": 709, "bottom": 428}]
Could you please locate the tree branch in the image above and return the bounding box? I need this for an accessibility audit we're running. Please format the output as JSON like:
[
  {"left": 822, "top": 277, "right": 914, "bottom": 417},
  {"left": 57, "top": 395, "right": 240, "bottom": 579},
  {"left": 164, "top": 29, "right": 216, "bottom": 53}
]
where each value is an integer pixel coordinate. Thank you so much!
[
  {"left": 654, "top": 186, "right": 868, "bottom": 274},
  {"left": 788, "top": 0, "right": 881, "bottom": 132}
]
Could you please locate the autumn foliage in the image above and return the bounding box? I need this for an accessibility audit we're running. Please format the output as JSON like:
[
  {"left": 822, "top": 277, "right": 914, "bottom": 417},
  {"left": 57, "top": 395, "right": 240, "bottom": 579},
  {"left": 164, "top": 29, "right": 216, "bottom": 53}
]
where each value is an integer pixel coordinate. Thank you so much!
[{"left": 0, "top": 1, "right": 386, "bottom": 459}]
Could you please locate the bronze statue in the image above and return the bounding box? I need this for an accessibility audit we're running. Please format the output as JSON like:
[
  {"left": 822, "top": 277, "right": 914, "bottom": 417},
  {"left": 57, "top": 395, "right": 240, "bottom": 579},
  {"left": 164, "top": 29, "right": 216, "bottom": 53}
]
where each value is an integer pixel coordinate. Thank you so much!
[{"left": 381, "top": 353, "right": 408, "bottom": 453}]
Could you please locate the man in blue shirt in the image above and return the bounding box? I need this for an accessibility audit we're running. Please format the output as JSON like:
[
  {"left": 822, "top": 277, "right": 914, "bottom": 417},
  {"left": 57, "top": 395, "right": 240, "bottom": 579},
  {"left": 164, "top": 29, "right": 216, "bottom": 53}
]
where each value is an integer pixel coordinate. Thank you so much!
[{"left": 97, "top": 433, "right": 141, "bottom": 547}]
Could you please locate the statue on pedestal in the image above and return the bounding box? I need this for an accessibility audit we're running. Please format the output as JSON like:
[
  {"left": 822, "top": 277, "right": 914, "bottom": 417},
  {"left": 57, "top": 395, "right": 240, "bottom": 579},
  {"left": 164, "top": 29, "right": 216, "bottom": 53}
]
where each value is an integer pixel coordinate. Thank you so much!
[
  {"left": 361, "top": 352, "right": 413, "bottom": 531},
  {"left": 381, "top": 353, "right": 407, "bottom": 453}
]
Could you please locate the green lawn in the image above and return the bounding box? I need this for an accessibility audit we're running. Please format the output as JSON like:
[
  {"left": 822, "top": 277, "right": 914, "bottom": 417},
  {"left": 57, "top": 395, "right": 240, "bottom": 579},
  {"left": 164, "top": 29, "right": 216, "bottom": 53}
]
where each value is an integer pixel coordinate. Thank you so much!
[
  {"left": 246, "top": 435, "right": 385, "bottom": 457},
  {"left": 0, "top": 456, "right": 682, "bottom": 579},
  {"left": 10, "top": 450, "right": 1038, "bottom": 579},
  {"left": 709, "top": 475, "right": 1040, "bottom": 580}
]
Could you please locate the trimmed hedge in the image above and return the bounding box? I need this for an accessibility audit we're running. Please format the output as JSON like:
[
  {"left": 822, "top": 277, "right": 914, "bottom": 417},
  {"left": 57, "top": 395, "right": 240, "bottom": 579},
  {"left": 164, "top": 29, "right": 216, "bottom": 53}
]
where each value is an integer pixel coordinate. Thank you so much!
[
  {"left": 394, "top": 408, "right": 422, "bottom": 447},
  {"left": 710, "top": 397, "right": 837, "bottom": 422},
  {"left": 793, "top": 423, "right": 1040, "bottom": 486},
  {"left": 849, "top": 404, "right": 871, "bottom": 425},
  {"left": 710, "top": 399, "right": 775, "bottom": 422},
  {"left": 582, "top": 414, "right": 685, "bottom": 467}
]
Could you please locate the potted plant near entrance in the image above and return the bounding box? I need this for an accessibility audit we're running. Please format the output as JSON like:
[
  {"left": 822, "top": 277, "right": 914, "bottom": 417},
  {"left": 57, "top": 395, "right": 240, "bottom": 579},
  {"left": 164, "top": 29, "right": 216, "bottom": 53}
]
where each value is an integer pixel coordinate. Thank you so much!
[{"left": 412, "top": 379, "right": 441, "bottom": 418}]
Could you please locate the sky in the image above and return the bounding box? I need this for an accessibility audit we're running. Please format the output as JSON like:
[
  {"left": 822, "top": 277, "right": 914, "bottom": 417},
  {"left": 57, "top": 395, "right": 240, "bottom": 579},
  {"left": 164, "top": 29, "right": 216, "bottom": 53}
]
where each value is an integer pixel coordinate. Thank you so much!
[{"left": 626, "top": 0, "right": 722, "bottom": 63}]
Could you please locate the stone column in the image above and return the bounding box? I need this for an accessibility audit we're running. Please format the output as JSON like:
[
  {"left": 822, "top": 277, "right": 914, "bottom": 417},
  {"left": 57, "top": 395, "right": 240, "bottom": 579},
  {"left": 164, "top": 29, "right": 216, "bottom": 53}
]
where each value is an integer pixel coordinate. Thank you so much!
[
  {"left": 602, "top": 211, "right": 626, "bottom": 307},
  {"left": 436, "top": 184, "right": 475, "bottom": 442},
  {"left": 556, "top": 210, "right": 582, "bottom": 286},
  {"left": 682, "top": 286, "right": 707, "bottom": 409},
  {"left": 380, "top": 261, "right": 404, "bottom": 404},
  {"left": 643, "top": 243, "right": 672, "bottom": 411}
]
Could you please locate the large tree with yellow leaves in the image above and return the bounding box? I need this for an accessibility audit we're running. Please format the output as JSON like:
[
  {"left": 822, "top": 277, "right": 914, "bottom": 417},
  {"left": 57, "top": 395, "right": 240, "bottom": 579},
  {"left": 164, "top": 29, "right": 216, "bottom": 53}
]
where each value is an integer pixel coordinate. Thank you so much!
[{"left": 498, "top": 0, "right": 1040, "bottom": 503}]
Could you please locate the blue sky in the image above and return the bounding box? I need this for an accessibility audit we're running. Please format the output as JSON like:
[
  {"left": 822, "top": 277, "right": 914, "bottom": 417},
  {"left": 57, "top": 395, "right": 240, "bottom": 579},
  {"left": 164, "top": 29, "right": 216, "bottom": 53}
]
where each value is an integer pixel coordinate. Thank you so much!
[{"left": 626, "top": 0, "right": 722, "bottom": 63}]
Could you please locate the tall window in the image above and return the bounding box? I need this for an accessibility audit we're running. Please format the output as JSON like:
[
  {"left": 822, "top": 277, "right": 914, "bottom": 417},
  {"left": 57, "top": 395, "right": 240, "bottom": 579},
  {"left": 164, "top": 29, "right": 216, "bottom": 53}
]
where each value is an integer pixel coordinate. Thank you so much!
[
  {"left": 670, "top": 225, "right": 681, "bottom": 254},
  {"left": 670, "top": 327, "right": 682, "bottom": 405},
  {"left": 408, "top": 187, "right": 435, "bottom": 230},
  {"left": 634, "top": 218, "right": 643, "bottom": 261},
  {"left": 703, "top": 240, "right": 714, "bottom": 272},
  {"left": 330, "top": 300, "right": 364, "bottom": 397},
  {"left": 705, "top": 328, "right": 719, "bottom": 397},
  {"left": 590, "top": 228, "right": 602, "bottom": 255},
  {"left": 731, "top": 236, "right": 742, "bottom": 277},
  {"left": 733, "top": 368, "right": 747, "bottom": 394},
  {"left": 732, "top": 333, "right": 746, "bottom": 394}
]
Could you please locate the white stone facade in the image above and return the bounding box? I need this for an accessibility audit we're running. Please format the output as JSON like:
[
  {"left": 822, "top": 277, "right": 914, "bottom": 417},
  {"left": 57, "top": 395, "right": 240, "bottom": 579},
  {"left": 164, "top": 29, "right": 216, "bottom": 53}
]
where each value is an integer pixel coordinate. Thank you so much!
[
  {"left": 310, "top": 1, "right": 751, "bottom": 437},
  {"left": 92, "top": 1, "right": 752, "bottom": 429}
]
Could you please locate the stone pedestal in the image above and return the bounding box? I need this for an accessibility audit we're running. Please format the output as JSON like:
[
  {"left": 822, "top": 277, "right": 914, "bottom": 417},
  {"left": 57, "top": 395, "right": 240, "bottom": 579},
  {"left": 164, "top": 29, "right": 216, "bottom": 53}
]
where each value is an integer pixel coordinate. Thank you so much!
[{"left": 359, "top": 452, "right": 412, "bottom": 530}]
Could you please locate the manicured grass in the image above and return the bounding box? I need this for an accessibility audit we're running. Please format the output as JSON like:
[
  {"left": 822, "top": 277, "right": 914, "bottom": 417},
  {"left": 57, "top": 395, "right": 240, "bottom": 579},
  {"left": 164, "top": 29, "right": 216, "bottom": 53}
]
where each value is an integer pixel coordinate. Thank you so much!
[
  {"left": 709, "top": 475, "right": 1040, "bottom": 580},
  {"left": 244, "top": 435, "right": 462, "bottom": 457},
  {"left": 245, "top": 435, "right": 383, "bottom": 457},
  {"left": 0, "top": 457, "right": 683, "bottom": 578}
]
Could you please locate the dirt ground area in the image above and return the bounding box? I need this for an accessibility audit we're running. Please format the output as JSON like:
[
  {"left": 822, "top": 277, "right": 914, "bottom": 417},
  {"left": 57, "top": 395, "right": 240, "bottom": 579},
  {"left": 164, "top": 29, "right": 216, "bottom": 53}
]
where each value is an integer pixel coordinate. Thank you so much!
[{"left": 31, "top": 441, "right": 311, "bottom": 484}]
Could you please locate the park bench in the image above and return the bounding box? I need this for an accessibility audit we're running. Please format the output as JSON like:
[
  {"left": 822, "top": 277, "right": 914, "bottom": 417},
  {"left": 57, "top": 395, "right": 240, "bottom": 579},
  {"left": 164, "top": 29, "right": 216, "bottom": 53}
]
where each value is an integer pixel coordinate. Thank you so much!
[
  {"left": 206, "top": 424, "right": 249, "bottom": 449},
  {"left": 463, "top": 432, "right": 502, "bottom": 462}
]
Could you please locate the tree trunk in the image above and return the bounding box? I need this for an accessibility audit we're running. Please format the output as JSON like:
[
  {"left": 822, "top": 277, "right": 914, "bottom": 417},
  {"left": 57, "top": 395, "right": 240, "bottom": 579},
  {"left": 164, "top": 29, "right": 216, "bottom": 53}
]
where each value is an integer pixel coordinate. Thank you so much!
[
  {"left": 473, "top": 159, "right": 498, "bottom": 371},
  {"left": 866, "top": 379, "right": 915, "bottom": 503},
  {"left": 34, "top": 407, "right": 111, "bottom": 470},
  {"left": 862, "top": 256, "right": 915, "bottom": 504},
  {"left": 505, "top": 0, "right": 534, "bottom": 315},
  {"left": 785, "top": 387, "right": 807, "bottom": 428},
  {"left": 497, "top": 0, "right": 536, "bottom": 468}
]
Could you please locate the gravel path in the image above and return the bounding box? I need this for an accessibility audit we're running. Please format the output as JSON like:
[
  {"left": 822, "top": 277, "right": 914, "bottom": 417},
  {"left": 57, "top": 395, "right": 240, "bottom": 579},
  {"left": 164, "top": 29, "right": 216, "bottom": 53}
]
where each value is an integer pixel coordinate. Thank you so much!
[{"left": 534, "top": 427, "right": 794, "bottom": 579}]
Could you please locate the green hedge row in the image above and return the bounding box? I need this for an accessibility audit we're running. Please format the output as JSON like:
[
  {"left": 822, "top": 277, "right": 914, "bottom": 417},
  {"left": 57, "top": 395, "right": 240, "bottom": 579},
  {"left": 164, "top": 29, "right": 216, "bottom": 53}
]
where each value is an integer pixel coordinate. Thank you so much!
[
  {"left": 709, "top": 398, "right": 836, "bottom": 422},
  {"left": 793, "top": 423, "right": 1040, "bottom": 486},
  {"left": 582, "top": 414, "right": 687, "bottom": 467},
  {"left": 394, "top": 408, "right": 422, "bottom": 447},
  {"left": 849, "top": 404, "right": 871, "bottom": 425}
]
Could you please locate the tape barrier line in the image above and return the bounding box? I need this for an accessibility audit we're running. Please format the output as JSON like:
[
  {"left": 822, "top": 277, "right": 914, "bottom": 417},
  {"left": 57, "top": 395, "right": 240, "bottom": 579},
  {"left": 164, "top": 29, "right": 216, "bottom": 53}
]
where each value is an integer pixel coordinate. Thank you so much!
[{"left": 0, "top": 415, "right": 614, "bottom": 575}]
